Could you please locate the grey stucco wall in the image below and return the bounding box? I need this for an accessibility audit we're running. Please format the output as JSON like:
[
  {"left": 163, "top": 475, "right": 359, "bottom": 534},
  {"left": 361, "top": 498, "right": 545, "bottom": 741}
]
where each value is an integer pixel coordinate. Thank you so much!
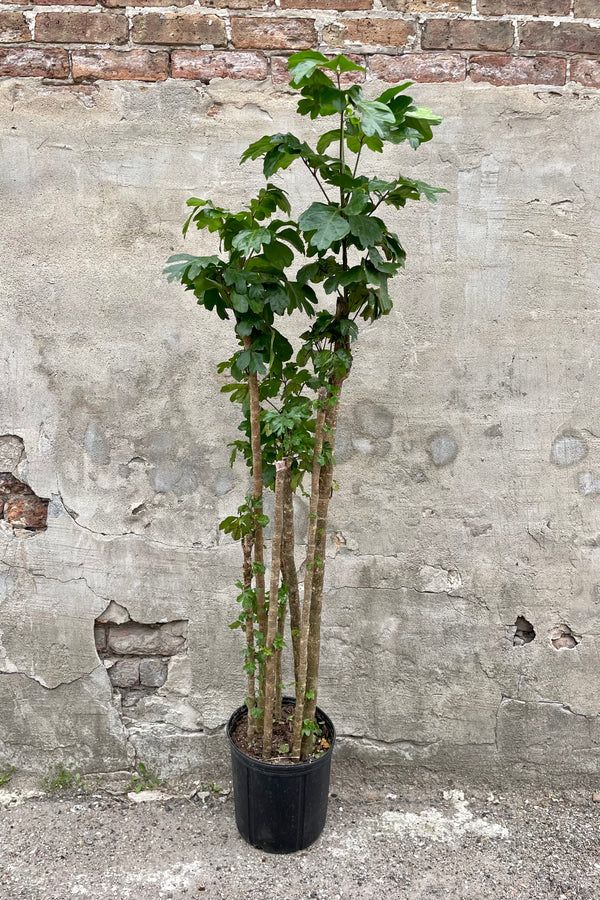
[{"left": 1, "top": 76, "right": 599, "bottom": 779}]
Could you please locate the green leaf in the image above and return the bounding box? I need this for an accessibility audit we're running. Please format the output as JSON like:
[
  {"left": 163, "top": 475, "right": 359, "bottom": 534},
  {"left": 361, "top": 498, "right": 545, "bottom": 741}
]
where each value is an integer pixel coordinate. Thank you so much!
[
  {"left": 348, "top": 215, "right": 384, "bottom": 249},
  {"left": 355, "top": 100, "right": 395, "bottom": 138},
  {"left": 376, "top": 82, "right": 413, "bottom": 104},
  {"left": 316, "top": 129, "right": 340, "bottom": 154},
  {"left": 288, "top": 50, "right": 328, "bottom": 85},
  {"left": 298, "top": 202, "right": 350, "bottom": 251},
  {"left": 232, "top": 228, "right": 272, "bottom": 254}
]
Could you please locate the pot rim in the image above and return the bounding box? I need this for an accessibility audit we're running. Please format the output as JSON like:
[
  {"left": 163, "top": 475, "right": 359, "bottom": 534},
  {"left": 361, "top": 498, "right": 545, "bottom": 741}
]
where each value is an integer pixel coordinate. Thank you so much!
[{"left": 226, "top": 696, "right": 335, "bottom": 775}]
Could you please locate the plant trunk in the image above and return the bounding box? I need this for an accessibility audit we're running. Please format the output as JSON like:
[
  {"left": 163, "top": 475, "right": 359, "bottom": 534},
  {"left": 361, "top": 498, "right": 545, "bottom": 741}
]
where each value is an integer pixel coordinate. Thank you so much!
[
  {"left": 300, "top": 381, "right": 343, "bottom": 758},
  {"left": 244, "top": 336, "right": 267, "bottom": 716},
  {"left": 242, "top": 533, "right": 256, "bottom": 741},
  {"left": 292, "top": 389, "right": 327, "bottom": 760},
  {"left": 281, "top": 468, "right": 301, "bottom": 688},
  {"left": 274, "top": 594, "right": 287, "bottom": 720},
  {"left": 262, "top": 457, "right": 289, "bottom": 759}
]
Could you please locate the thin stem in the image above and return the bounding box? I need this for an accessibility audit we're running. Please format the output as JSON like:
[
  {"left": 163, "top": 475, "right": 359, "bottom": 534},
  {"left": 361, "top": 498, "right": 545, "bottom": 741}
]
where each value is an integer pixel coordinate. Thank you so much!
[
  {"left": 292, "top": 389, "right": 328, "bottom": 760},
  {"left": 352, "top": 138, "right": 364, "bottom": 179},
  {"left": 261, "top": 457, "right": 289, "bottom": 759},
  {"left": 301, "top": 157, "right": 331, "bottom": 204},
  {"left": 242, "top": 533, "right": 256, "bottom": 741},
  {"left": 281, "top": 469, "right": 301, "bottom": 689}
]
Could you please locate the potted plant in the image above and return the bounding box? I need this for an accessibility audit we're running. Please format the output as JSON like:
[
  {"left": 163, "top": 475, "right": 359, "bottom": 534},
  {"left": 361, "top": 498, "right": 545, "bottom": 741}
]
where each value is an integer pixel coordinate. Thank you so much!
[{"left": 165, "top": 51, "right": 445, "bottom": 853}]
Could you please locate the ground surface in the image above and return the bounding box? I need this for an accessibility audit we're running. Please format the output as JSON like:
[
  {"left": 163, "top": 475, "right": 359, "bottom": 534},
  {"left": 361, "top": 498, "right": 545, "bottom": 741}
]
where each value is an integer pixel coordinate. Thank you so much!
[{"left": 1, "top": 763, "right": 599, "bottom": 900}]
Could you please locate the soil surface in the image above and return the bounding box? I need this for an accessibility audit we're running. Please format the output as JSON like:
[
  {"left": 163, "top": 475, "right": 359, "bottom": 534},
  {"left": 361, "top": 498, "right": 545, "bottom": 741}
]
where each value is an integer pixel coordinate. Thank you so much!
[
  {"left": 1, "top": 763, "right": 599, "bottom": 899},
  {"left": 230, "top": 702, "right": 333, "bottom": 762}
]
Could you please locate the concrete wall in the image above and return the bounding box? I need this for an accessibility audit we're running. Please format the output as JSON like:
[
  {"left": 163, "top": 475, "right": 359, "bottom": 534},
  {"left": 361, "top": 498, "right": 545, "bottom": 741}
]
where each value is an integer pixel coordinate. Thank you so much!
[{"left": 1, "top": 73, "right": 600, "bottom": 779}]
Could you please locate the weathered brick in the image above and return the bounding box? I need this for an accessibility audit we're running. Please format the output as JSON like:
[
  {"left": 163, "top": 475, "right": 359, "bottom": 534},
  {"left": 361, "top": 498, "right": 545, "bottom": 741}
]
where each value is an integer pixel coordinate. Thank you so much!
[
  {"left": 0, "top": 473, "right": 32, "bottom": 497},
  {"left": 370, "top": 52, "right": 465, "bottom": 82},
  {"left": 172, "top": 49, "right": 267, "bottom": 80},
  {"left": 469, "top": 54, "right": 567, "bottom": 85},
  {"left": 478, "top": 0, "right": 570, "bottom": 13},
  {"left": 108, "top": 658, "right": 140, "bottom": 689},
  {"left": 132, "top": 13, "right": 226, "bottom": 46},
  {"left": 0, "top": 12, "right": 29, "bottom": 43},
  {"left": 574, "top": 0, "right": 600, "bottom": 16},
  {"left": 571, "top": 57, "right": 600, "bottom": 85},
  {"left": 139, "top": 658, "right": 168, "bottom": 688},
  {"left": 5, "top": 496, "right": 49, "bottom": 529},
  {"left": 35, "top": 12, "right": 127, "bottom": 44},
  {"left": 197, "top": 0, "right": 275, "bottom": 6},
  {"left": 107, "top": 622, "right": 186, "bottom": 656},
  {"left": 271, "top": 52, "right": 366, "bottom": 83},
  {"left": 422, "top": 19, "right": 514, "bottom": 51},
  {"left": 323, "top": 18, "right": 416, "bottom": 49},
  {"left": 281, "top": 0, "right": 372, "bottom": 9},
  {"left": 520, "top": 22, "right": 600, "bottom": 55},
  {"left": 0, "top": 46, "right": 68, "bottom": 77},
  {"left": 7, "top": 0, "right": 94, "bottom": 5},
  {"left": 382, "top": 0, "right": 470, "bottom": 10},
  {"left": 73, "top": 49, "right": 169, "bottom": 81},
  {"left": 231, "top": 16, "right": 315, "bottom": 50}
]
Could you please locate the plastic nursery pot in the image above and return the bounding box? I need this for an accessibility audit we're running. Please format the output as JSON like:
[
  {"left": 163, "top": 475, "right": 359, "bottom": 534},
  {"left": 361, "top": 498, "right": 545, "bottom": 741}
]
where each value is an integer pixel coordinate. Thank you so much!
[{"left": 227, "top": 698, "right": 335, "bottom": 854}]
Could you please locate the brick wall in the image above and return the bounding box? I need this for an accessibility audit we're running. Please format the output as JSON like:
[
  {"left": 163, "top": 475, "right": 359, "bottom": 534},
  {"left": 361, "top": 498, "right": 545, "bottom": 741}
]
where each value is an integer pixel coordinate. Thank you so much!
[{"left": 0, "top": 2, "right": 599, "bottom": 88}]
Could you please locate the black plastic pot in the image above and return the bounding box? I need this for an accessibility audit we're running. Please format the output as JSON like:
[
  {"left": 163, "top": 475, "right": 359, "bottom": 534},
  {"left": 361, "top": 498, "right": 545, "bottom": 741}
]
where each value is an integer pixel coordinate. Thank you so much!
[{"left": 227, "top": 698, "right": 335, "bottom": 854}]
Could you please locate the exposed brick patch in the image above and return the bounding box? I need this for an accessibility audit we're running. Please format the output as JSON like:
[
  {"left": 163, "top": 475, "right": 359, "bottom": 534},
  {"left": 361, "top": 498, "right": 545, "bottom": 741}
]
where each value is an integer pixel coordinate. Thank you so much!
[
  {"left": 422, "top": 19, "right": 515, "bottom": 51},
  {"left": 9, "top": 0, "right": 95, "bottom": 4},
  {"left": 196, "top": 0, "right": 276, "bottom": 5},
  {"left": 95, "top": 602, "right": 188, "bottom": 695},
  {"left": 0, "top": 12, "right": 29, "bottom": 43},
  {"left": 271, "top": 52, "right": 366, "bottom": 83},
  {"left": 323, "top": 18, "right": 416, "bottom": 49},
  {"left": 73, "top": 49, "right": 169, "bottom": 81},
  {"left": 382, "top": 0, "right": 470, "bottom": 10},
  {"left": 103, "top": 0, "right": 190, "bottom": 7},
  {"left": 478, "top": 0, "right": 570, "bottom": 13},
  {"left": 0, "top": 473, "right": 49, "bottom": 533},
  {"left": 172, "top": 49, "right": 268, "bottom": 81},
  {"left": 469, "top": 54, "right": 567, "bottom": 85},
  {"left": 35, "top": 12, "right": 127, "bottom": 44},
  {"left": 574, "top": 0, "right": 599, "bottom": 15},
  {"left": 132, "top": 13, "right": 226, "bottom": 47},
  {"left": 0, "top": 46, "right": 68, "bottom": 76},
  {"left": 281, "top": 0, "right": 372, "bottom": 8},
  {"left": 370, "top": 52, "right": 466, "bottom": 82},
  {"left": 571, "top": 56, "right": 600, "bottom": 84},
  {"left": 520, "top": 22, "right": 600, "bottom": 55},
  {"left": 231, "top": 16, "right": 315, "bottom": 50}
]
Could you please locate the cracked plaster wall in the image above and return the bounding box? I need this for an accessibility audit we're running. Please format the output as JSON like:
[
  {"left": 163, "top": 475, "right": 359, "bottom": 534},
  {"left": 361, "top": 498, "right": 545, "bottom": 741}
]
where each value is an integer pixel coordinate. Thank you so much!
[{"left": 1, "top": 76, "right": 600, "bottom": 779}]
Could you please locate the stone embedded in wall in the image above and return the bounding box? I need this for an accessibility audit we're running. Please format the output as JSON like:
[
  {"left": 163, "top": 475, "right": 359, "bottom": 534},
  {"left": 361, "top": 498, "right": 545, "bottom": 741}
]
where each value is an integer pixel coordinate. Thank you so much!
[
  {"left": 0, "top": 472, "right": 49, "bottom": 534},
  {"left": 578, "top": 472, "right": 600, "bottom": 496},
  {"left": 94, "top": 603, "right": 188, "bottom": 695},
  {"left": 551, "top": 624, "right": 579, "bottom": 650},
  {"left": 427, "top": 433, "right": 459, "bottom": 467},
  {"left": 550, "top": 431, "right": 588, "bottom": 468}
]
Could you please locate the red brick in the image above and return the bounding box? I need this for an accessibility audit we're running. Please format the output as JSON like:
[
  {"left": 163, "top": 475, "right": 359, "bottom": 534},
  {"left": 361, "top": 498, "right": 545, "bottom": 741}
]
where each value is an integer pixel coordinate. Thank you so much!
[
  {"left": 574, "top": 0, "right": 600, "bottom": 16},
  {"left": 172, "top": 49, "right": 268, "bottom": 81},
  {"left": 5, "top": 496, "right": 49, "bottom": 529},
  {"left": 103, "top": 0, "right": 268, "bottom": 6},
  {"left": 0, "top": 46, "right": 68, "bottom": 76},
  {"left": 571, "top": 57, "right": 600, "bottom": 85},
  {"left": 323, "top": 18, "right": 416, "bottom": 49},
  {"left": 271, "top": 52, "right": 366, "bottom": 83},
  {"left": 35, "top": 12, "right": 127, "bottom": 44},
  {"left": 478, "top": 0, "right": 570, "bottom": 13},
  {"left": 422, "top": 19, "right": 514, "bottom": 51},
  {"left": 370, "top": 52, "right": 465, "bottom": 82},
  {"left": 382, "top": 0, "right": 470, "bottom": 10},
  {"left": 196, "top": 0, "right": 275, "bottom": 5},
  {"left": 7, "top": 0, "right": 94, "bottom": 5},
  {"left": 281, "top": 0, "right": 372, "bottom": 8},
  {"left": 231, "top": 16, "right": 315, "bottom": 50},
  {"left": 132, "top": 13, "right": 226, "bottom": 46},
  {"left": 72, "top": 49, "right": 169, "bottom": 81},
  {"left": 0, "top": 12, "right": 29, "bottom": 43},
  {"left": 469, "top": 54, "right": 567, "bottom": 85},
  {"left": 520, "top": 22, "right": 600, "bottom": 54}
]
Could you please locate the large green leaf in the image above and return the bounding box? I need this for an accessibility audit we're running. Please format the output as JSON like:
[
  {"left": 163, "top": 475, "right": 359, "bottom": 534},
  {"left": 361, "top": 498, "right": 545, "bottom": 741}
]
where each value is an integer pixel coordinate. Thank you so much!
[
  {"left": 348, "top": 215, "right": 384, "bottom": 249},
  {"left": 232, "top": 228, "right": 272, "bottom": 254},
  {"left": 298, "top": 202, "right": 350, "bottom": 251},
  {"left": 354, "top": 100, "right": 396, "bottom": 138}
]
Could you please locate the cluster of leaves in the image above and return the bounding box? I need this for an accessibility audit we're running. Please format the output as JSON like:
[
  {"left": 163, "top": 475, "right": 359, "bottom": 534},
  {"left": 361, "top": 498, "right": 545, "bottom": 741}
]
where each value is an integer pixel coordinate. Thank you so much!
[
  {"left": 41, "top": 763, "right": 87, "bottom": 793},
  {"left": 127, "top": 762, "right": 164, "bottom": 794},
  {"left": 0, "top": 764, "right": 16, "bottom": 787}
]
